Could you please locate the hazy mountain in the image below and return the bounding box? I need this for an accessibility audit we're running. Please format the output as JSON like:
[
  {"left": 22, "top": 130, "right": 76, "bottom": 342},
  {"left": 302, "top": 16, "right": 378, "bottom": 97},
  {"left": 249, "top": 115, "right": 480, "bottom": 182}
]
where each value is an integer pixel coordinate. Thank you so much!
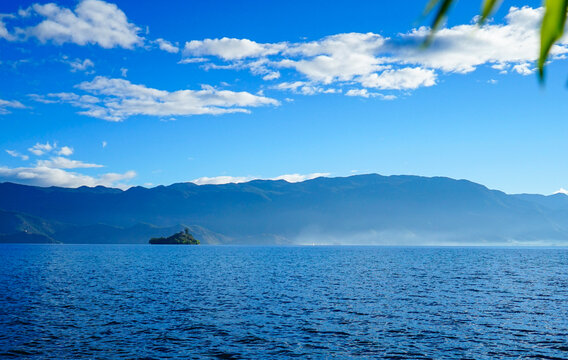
[{"left": 1, "top": 174, "right": 568, "bottom": 245}]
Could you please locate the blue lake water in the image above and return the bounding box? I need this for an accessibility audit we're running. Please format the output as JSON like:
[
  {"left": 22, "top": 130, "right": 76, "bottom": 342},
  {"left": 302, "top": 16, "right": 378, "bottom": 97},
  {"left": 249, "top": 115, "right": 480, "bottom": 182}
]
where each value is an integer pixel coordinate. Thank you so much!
[{"left": 1, "top": 245, "right": 568, "bottom": 359}]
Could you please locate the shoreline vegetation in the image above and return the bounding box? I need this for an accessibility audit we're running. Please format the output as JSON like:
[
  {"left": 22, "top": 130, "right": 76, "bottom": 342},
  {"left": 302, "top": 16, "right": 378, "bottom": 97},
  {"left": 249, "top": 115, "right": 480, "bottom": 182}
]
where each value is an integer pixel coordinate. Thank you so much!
[{"left": 149, "top": 228, "right": 200, "bottom": 245}]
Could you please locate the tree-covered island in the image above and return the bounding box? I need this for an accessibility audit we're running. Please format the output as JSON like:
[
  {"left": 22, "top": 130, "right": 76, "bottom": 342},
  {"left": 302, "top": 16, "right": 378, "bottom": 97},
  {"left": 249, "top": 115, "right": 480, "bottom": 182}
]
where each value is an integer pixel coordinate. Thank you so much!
[{"left": 149, "top": 228, "right": 200, "bottom": 245}]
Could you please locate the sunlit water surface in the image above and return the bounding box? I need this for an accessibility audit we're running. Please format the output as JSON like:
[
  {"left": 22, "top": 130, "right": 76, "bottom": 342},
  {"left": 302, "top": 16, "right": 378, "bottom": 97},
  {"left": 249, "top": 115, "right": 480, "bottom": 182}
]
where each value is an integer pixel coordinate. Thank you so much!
[{"left": 1, "top": 245, "right": 568, "bottom": 359}]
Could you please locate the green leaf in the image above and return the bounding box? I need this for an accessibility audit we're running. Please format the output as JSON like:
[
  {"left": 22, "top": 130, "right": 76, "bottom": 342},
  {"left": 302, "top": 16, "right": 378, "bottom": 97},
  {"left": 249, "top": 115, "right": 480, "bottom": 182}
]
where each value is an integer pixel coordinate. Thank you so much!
[
  {"left": 479, "top": 0, "right": 501, "bottom": 25},
  {"left": 423, "top": 0, "right": 443, "bottom": 16},
  {"left": 423, "top": 0, "right": 456, "bottom": 47},
  {"left": 538, "top": 0, "right": 568, "bottom": 81}
]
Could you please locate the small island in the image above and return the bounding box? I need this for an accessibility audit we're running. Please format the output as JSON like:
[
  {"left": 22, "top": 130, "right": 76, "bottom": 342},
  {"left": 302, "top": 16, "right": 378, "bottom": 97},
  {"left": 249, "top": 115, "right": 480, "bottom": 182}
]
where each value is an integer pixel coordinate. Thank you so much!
[{"left": 149, "top": 228, "right": 200, "bottom": 245}]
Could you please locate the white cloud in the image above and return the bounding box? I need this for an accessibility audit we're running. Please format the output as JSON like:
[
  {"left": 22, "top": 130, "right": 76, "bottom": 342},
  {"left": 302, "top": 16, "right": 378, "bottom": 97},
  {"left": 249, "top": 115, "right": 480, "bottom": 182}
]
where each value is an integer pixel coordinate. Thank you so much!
[
  {"left": 179, "top": 6, "right": 567, "bottom": 97},
  {"left": 492, "top": 63, "right": 508, "bottom": 71},
  {"left": 275, "top": 81, "right": 339, "bottom": 95},
  {"left": 19, "top": 0, "right": 144, "bottom": 49},
  {"left": 27, "top": 142, "right": 75, "bottom": 156},
  {"left": 181, "top": 32, "right": 390, "bottom": 91},
  {"left": 345, "top": 89, "right": 396, "bottom": 100},
  {"left": 191, "top": 175, "right": 255, "bottom": 185},
  {"left": 3, "top": 142, "right": 134, "bottom": 189},
  {"left": 390, "top": 6, "right": 563, "bottom": 74},
  {"left": 156, "top": 38, "right": 179, "bottom": 53},
  {"left": 0, "top": 16, "right": 15, "bottom": 41},
  {"left": 345, "top": 89, "right": 375, "bottom": 98},
  {"left": 183, "top": 37, "right": 285, "bottom": 60},
  {"left": 201, "top": 57, "right": 281, "bottom": 81},
  {"left": 512, "top": 62, "right": 534, "bottom": 75},
  {"left": 57, "top": 146, "right": 73, "bottom": 156},
  {"left": 262, "top": 71, "right": 280, "bottom": 81},
  {"left": 5, "top": 150, "right": 29, "bottom": 161},
  {"left": 0, "top": 21, "right": 7, "bottom": 39},
  {"left": 275, "top": 81, "right": 305, "bottom": 91},
  {"left": 554, "top": 188, "right": 568, "bottom": 195},
  {"left": 65, "top": 58, "right": 94, "bottom": 72},
  {"left": 346, "top": 89, "right": 370, "bottom": 98},
  {"left": 17, "top": 8, "right": 32, "bottom": 18},
  {"left": 28, "top": 94, "right": 57, "bottom": 104},
  {"left": 40, "top": 76, "right": 279, "bottom": 121},
  {"left": 28, "top": 142, "right": 56, "bottom": 156},
  {"left": 191, "top": 172, "right": 330, "bottom": 185},
  {"left": 36, "top": 156, "right": 102, "bottom": 169},
  {"left": 178, "top": 57, "right": 208, "bottom": 64},
  {"left": 34, "top": 92, "right": 100, "bottom": 109},
  {"left": 359, "top": 67, "right": 437, "bottom": 90},
  {"left": 102, "top": 141, "right": 107, "bottom": 148},
  {"left": 120, "top": 67, "right": 128, "bottom": 77},
  {"left": 272, "top": 173, "right": 330, "bottom": 183},
  {"left": 297, "top": 85, "right": 325, "bottom": 95},
  {"left": 0, "top": 99, "right": 26, "bottom": 114},
  {"left": 0, "top": 165, "right": 135, "bottom": 189},
  {"left": 279, "top": 33, "right": 387, "bottom": 84}
]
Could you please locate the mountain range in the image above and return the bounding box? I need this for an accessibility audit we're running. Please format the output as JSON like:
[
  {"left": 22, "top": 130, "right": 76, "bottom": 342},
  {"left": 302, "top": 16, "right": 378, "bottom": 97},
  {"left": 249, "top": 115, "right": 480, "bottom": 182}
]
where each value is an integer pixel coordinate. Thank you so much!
[{"left": 1, "top": 174, "right": 568, "bottom": 245}]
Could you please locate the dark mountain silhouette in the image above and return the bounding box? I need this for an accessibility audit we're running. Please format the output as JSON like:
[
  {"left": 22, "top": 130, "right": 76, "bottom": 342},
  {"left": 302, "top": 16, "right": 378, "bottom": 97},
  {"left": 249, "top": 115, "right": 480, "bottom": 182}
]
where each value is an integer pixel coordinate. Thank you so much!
[
  {"left": 149, "top": 228, "right": 200, "bottom": 245},
  {"left": 1, "top": 174, "right": 567, "bottom": 245}
]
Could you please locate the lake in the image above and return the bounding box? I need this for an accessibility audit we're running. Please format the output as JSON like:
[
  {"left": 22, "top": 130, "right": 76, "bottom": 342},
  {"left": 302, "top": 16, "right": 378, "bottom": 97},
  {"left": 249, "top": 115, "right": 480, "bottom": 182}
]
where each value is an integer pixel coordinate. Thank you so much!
[{"left": 1, "top": 245, "right": 568, "bottom": 359}]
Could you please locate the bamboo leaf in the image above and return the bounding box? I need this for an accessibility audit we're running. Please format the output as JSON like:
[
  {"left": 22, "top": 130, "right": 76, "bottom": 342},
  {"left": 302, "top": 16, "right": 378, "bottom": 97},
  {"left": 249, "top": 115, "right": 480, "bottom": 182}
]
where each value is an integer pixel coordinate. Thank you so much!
[
  {"left": 538, "top": 0, "right": 568, "bottom": 81},
  {"left": 423, "top": 0, "right": 456, "bottom": 47},
  {"left": 479, "top": 0, "right": 501, "bottom": 25},
  {"left": 423, "top": 0, "right": 442, "bottom": 16}
]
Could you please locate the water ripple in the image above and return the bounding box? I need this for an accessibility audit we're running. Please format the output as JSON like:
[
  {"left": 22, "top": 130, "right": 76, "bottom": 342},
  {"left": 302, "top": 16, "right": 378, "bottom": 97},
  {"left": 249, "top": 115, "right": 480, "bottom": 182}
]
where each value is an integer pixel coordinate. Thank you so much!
[{"left": 1, "top": 245, "right": 568, "bottom": 359}]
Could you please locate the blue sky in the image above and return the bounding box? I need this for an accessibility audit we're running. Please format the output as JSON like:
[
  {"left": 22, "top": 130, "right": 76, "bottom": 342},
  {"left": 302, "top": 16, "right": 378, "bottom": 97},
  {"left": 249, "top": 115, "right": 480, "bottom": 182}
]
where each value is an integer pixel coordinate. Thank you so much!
[{"left": 1, "top": 0, "right": 567, "bottom": 194}]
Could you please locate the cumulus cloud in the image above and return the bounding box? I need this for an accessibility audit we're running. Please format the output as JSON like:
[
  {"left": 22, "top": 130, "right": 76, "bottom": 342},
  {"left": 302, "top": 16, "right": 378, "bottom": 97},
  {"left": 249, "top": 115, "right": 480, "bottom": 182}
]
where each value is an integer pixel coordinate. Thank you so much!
[
  {"left": 279, "top": 33, "right": 386, "bottom": 84},
  {"left": 156, "top": 38, "right": 179, "bottom": 53},
  {"left": 177, "top": 32, "right": 426, "bottom": 93},
  {"left": 2, "top": 142, "right": 134, "bottom": 188},
  {"left": 184, "top": 37, "right": 286, "bottom": 60},
  {"left": 0, "top": 165, "right": 135, "bottom": 189},
  {"left": 179, "top": 6, "right": 566, "bottom": 96},
  {"left": 57, "top": 146, "right": 73, "bottom": 156},
  {"left": 28, "top": 142, "right": 56, "bottom": 156},
  {"left": 191, "top": 172, "right": 330, "bottom": 185},
  {"left": 36, "top": 76, "right": 279, "bottom": 121},
  {"left": 554, "top": 188, "right": 568, "bottom": 195},
  {"left": 0, "top": 99, "right": 26, "bottom": 114},
  {"left": 390, "top": 7, "right": 559, "bottom": 73},
  {"left": 345, "top": 89, "right": 372, "bottom": 98},
  {"left": 359, "top": 67, "right": 436, "bottom": 90},
  {"left": 511, "top": 62, "right": 534, "bottom": 75},
  {"left": 26, "top": 142, "right": 75, "bottom": 157},
  {"left": 4, "top": 0, "right": 143, "bottom": 49}
]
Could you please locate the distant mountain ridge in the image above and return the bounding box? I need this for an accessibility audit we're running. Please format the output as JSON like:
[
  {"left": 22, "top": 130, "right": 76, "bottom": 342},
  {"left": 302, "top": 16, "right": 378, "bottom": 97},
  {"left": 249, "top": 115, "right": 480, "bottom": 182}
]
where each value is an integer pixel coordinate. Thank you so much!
[{"left": 1, "top": 174, "right": 568, "bottom": 245}]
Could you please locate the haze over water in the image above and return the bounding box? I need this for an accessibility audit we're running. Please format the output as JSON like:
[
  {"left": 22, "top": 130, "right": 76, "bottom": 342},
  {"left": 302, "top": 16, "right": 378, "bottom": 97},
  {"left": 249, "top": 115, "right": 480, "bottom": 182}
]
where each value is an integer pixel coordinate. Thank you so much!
[{"left": 1, "top": 244, "right": 568, "bottom": 359}]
